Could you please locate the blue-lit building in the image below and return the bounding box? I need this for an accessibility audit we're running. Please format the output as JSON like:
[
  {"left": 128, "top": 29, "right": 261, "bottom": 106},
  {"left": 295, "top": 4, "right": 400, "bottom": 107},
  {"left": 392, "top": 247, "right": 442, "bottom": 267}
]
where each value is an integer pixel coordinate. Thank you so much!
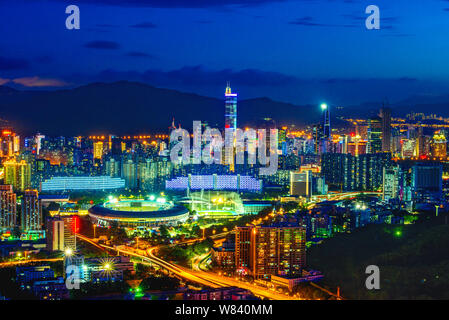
[
  {"left": 40, "top": 176, "right": 126, "bottom": 192},
  {"left": 224, "top": 82, "right": 237, "bottom": 131},
  {"left": 166, "top": 174, "right": 262, "bottom": 193}
]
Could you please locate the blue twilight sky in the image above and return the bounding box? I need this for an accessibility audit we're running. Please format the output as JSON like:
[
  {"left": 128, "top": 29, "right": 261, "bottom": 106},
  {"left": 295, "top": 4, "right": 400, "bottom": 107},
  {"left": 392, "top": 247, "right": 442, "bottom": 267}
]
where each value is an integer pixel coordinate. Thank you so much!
[{"left": 1, "top": 0, "right": 449, "bottom": 105}]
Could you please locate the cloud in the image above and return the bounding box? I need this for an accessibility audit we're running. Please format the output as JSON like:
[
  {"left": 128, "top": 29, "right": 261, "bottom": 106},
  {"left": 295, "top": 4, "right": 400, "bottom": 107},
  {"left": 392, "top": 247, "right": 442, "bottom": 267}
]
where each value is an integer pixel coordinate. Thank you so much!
[
  {"left": 0, "top": 78, "right": 10, "bottom": 85},
  {"left": 125, "top": 51, "right": 157, "bottom": 58},
  {"left": 130, "top": 22, "right": 157, "bottom": 28},
  {"left": 84, "top": 40, "right": 121, "bottom": 50},
  {"left": 34, "top": 56, "right": 54, "bottom": 64},
  {"left": 289, "top": 16, "right": 356, "bottom": 28},
  {"left": 12, "top": 76, "right": 68, "bottom": 87},
  {"left": 69, "top": 65, "right": 300, "bottom": 87},
  {"left": 0, "top": 56, "right": 29, "bottom": 70},
  {"left": 54, "top": 0, "right": 291, "bottom": 8}
]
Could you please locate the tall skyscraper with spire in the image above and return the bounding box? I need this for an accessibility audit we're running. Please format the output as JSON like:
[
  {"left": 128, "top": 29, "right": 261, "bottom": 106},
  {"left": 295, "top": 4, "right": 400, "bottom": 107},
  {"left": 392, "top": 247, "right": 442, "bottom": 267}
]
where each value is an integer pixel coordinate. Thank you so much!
[
  {"left": 224, "top": 82, "right": 237, "bottom": 130},
  {"left": 380, "top": 107, "right": 392, "bottom": 152}
]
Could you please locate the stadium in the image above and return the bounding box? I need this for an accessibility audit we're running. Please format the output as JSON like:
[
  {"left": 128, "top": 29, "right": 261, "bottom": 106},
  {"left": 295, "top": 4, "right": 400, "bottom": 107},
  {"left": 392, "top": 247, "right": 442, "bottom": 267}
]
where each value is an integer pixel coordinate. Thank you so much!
[{"left": 88, "top": 199, "right": 189, "bottom": 228}]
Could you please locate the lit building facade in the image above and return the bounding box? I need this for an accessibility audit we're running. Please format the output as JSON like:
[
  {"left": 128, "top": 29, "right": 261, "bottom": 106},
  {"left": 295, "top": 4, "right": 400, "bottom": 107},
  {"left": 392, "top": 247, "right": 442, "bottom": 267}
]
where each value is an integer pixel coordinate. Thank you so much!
[
  {"left": 4, "top": 159, "right": 31, "bottom": 191},
  {"left": 224, "top": 82, "right": 237, "bottom": 131},
  {"left": 235, "top": 225, "right": 306, "bottom": 279},
  {"left": 41, "top": 176, "right": 125, "bottom": 192},
  {"left": 367, "top": 116, "right": 382, "bottom": 153},
  {"left": 0, "top": 185, "right": 17, "bottom": 230},
  {"left": 21, "top": 190, "right": 42, "bottom": 232}
]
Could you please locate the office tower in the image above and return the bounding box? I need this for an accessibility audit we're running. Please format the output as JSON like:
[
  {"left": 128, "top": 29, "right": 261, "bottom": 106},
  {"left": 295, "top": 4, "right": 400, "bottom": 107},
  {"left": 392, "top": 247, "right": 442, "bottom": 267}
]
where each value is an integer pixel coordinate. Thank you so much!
[
  {"left": 367, "top": 116, "right": 382, "bottom": 153},
  {"left": 105, "top": 157, "right": 120, "bottom": 177},
  {"left": 93, "top": 141, "right": 104, "bottom": 160},
  {"left": 4, "top": 159, "right": 31, "bottom": 191},
  {"left": 47, "top": 216, "right": 77, "bottom": 252},
  {"left": 411, "top": 163, "right": 442, "bottom": 201},
  {"left": 235, "top": 225, "right": 306, "bottom": 279},
  {"left": 35, "top": 134, "right": 45, "bottom": 155},
  {"left": 235, "top": 227, "right": 251, "bottom": 273},
  {"left": 380, "top": 107, "right": 392, "bottom": 152},
  {"left": 321, "top": 153, "right": 391, "bottom": 191},
  {"left": 47, "top": 219, "right": 64, "bottom": 251},
  {"left": 121, "top": 159, "right": 137, "bottom": 189},
  {"left": 401, "top": 139, "right": 416, "bottom": 158},
  {"left": 415, "top": 126, "right": 424, "bottom": 157},
  {"left": 289, "top": 171, "right": 312, "bottom": 199},
  {"left": 382, "top": 166, "right": 399, "bottom": 201},
  {"left": 0, "top": 185, "right": 17, "bottom": 230},
  {"left": 313, "top": 124, "right": 323, "bottom": 154},
  {"left": 431, "top": 131, "right": 447, "bottom": 158},
  {"left": 21, "top": 190, "right": 42, "bottom": 231},
  {"left": 224, "top": 82, "right": 237, "bottom": 131},
  {"left": 0, "top": 129, "right": 18, "bottom": 158},
  {"left": 321, "top": 104, "right": 330, "bottom": 140}
]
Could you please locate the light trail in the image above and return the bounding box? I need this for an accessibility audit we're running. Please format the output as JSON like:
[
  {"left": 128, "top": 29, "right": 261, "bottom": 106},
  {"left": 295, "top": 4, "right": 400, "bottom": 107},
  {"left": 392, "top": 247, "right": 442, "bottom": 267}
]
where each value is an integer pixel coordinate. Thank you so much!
[{"left": 0, "top": 258, "right": 63, "bottom": 268}]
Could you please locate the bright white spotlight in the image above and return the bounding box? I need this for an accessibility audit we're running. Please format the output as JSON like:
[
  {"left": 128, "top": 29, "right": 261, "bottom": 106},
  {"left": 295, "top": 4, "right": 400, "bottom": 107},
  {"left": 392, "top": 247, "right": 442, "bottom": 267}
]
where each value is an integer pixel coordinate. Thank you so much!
[{"left": 321, "top": 103, "right": 328, "bottom": 110}]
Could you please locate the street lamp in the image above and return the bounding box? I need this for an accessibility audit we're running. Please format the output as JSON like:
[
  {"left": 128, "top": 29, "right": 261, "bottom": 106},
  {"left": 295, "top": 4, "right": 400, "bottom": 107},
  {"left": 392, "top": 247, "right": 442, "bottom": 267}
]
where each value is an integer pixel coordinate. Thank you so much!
[{"left": 65, "top": 248, "right": 73, "bottom": 256}]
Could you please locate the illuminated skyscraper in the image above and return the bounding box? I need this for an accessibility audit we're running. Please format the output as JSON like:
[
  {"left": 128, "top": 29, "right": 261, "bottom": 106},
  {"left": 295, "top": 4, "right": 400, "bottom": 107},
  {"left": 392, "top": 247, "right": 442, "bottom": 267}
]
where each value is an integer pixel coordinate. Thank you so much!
[
  {"left": 235, "top": 225, "right": 306, "bottom": 279},
  {"left": 121, "top": 159, "right": 137, "bottom": 189},
  {"left": 21, "top": 190, "right": 42, "bottom": 232},
  {"left": 4, "top": 159, "right": 31, "bottom": 191},
  {"left": 431, "top": 131, "right": 447, "bottom": 158},
  {"left": 0, "top": 185, "right": 17, "bottom": 229},
  {"left": 224, "top": 82, "right": 237, "bottom": 130},
  {"left": 321, "top": 103, "right": 330, "bottom": 139},
  {"left": 0, "top": 129, "right": 19, "bottom": 158},
  {"left": 93, "top": 141, "right": 104, "bottom": 160},
  {"left": 47, "top": 216, "right": 77, "bottom": 252},
  {"left": 367, "top": 116, "right": 382, "bottom": 153},
  {"left": 380, "top": 107, "right": 392, "bottom": 152}
]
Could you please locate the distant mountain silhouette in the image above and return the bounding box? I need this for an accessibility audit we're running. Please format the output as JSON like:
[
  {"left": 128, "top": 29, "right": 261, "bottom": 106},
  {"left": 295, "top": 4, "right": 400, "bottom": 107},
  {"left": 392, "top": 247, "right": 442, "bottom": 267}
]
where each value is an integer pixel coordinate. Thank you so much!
[
  {"left": 0, "top": 81, "right": 316, "bottom": 136},
  {"left": 2, "top": 81, "right": 448, "bottom": 136}
]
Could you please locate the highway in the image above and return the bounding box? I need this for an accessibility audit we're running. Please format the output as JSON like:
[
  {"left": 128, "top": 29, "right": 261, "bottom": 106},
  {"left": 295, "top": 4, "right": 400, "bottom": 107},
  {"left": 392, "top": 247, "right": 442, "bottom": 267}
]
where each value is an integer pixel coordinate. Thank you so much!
[
  {"left": 76, "top": 233, "right": 297, "bottom": 300},
  {"left": 0, "top": 258, "right": 63, "bottom": 268}
]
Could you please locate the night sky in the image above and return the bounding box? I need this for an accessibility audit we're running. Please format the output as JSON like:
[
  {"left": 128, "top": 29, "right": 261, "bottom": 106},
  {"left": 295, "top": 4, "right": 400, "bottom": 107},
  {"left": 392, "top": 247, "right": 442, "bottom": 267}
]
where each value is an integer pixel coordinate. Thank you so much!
[{"left": 1, "top": 0, "right": 449, "bottom": 105}]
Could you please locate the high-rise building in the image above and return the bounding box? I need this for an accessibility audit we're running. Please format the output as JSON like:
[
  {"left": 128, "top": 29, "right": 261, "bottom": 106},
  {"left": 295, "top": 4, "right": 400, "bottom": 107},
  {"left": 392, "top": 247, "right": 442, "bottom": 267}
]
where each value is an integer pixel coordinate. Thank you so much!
[
  {"left": 380, "top": 107, "right": 392, "bottom": 152},
  {"left": 21, "top": 190, "right": 42, "bottom": 232},
  {"left": 312, "top": 124, "right": 323, "bottom": 154},
  {"left": 105, "top": 157, "right": 120, "bottom": 177},
  {"left": 322, "top": 104, "right": 331, "bottom": 140},
  {"left": 0, "top": 185, "right": 17, "bottom": 230},
  {"left": 121, "top": 159, "right": 137, "bottom": 189},
  {"left": 0, "top": 129, "right": 19, "bottom": 158},
  {"left": 3, "top": 159, "right": 31, "bottom": 191},
  {"left": 224, "top": 82, "right": 237, "bottom": 131},
  {"left": 47, "top": 216, "right": 77, "bottom": 252},
  {"left": 411, "top": 163, "right": 442, "bottom": 201},
  {"left": 431, "top": 131, "right": 447, "bottom": 158},
  {"left": 235, "top": 225, "right": 306, "bottom": 279},
  {"left": 401, "top": 139, "right": 416, "bottom": 158},
  {"left": 382, "top": 166, "right": 399, "bottom": 201},
  {"left": 367, "top": 116, "right": 382, "bottom": 153},
  {"left": 93, "top": 141, "right": 104, "bottom": 160},
  {"left": 321, "top": 153, "right": 391, "bottom": 191},
  {"left": 289, "top": 171, "right": 312, "bottom": 199},
  {"left": 47, "top": 219, "right": 64, "bottom": 251}
]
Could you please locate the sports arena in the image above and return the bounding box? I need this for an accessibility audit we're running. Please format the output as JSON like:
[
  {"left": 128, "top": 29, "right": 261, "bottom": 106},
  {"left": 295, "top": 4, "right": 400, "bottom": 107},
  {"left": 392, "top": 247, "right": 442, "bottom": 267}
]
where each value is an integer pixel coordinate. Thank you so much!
[{"left": 88, "top": 199, "right": 189, "bottom": 228}]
